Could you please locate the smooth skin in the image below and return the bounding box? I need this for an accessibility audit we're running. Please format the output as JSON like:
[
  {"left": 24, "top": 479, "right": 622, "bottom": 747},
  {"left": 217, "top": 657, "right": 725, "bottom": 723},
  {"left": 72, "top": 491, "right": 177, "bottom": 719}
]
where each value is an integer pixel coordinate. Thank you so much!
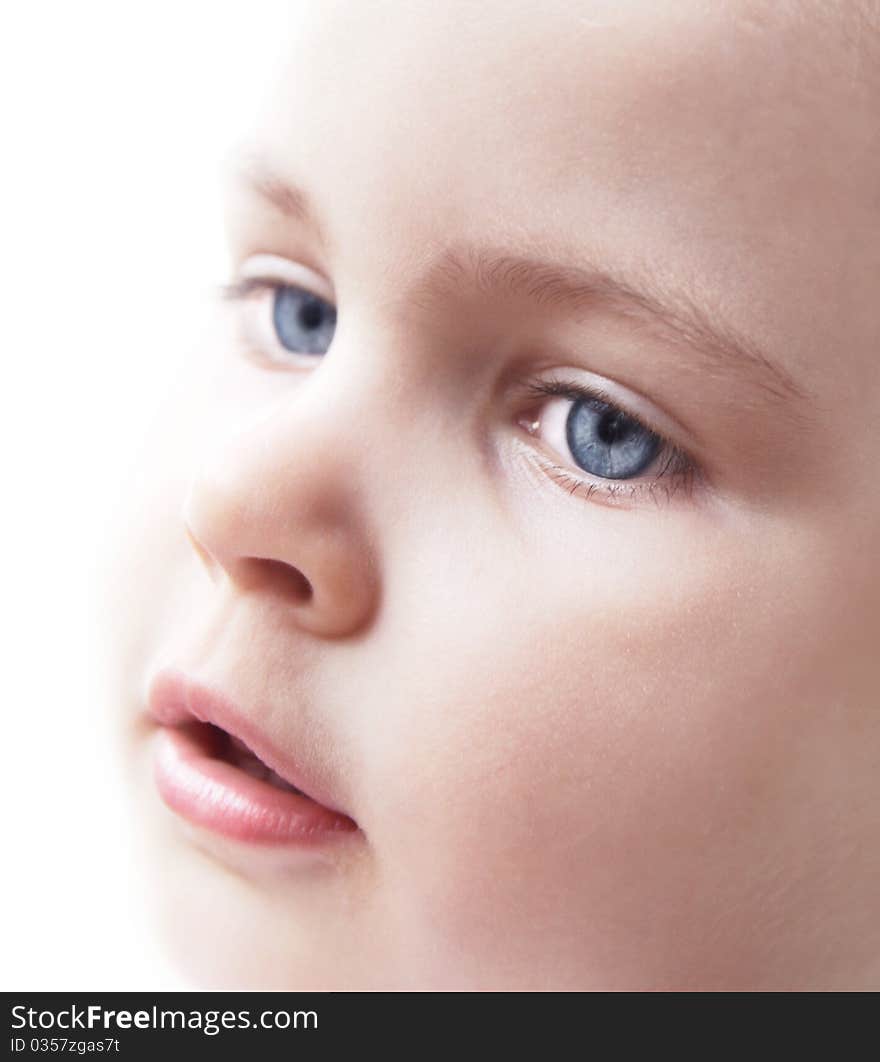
[{"left": 103, "top": 0, "right": 880, "bottom": 989}]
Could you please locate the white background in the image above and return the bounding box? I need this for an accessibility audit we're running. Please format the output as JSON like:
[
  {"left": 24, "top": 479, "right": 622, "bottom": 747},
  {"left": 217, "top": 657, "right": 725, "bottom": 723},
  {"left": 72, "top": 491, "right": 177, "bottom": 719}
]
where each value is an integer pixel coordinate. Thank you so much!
[{"left": 1, "top": 2, "right": 289, "bottom": 989}]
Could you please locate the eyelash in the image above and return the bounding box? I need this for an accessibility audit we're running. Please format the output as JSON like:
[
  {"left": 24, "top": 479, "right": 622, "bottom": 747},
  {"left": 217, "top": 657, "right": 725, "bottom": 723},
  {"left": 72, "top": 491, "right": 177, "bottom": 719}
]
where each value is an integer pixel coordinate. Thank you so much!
[
  {"left": 219, "top": 277, "right": 700, "bottom": 509},
  {"left": 222, "top": 277, "right": 282, "bottom": 300},
  {"left": 220, "top": 276, "right": 334, "bottom": 367},
  {"left": 516, "top": 378, "right": 699, "bottom": 508}
]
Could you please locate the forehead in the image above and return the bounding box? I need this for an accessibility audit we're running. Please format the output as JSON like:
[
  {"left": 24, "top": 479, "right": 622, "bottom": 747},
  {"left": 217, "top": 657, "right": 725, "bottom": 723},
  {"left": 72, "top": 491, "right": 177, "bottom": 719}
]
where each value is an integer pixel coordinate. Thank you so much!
[{"left": 242, "top": 0, "right": 878, "bottom": 395}]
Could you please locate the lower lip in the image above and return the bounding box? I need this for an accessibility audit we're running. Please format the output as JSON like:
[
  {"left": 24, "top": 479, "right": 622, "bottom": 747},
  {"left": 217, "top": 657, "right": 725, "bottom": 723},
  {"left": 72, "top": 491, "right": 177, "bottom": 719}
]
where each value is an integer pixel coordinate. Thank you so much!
[{"left": 152, "top": 725, "right": 358, "bottom": 844}]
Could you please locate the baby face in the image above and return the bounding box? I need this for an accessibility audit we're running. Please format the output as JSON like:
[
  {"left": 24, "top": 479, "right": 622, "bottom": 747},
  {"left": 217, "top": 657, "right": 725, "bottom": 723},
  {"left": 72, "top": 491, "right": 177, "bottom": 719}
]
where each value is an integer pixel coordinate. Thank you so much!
[{"left": 104, "top": 0, "right": 880, "bottom": 989}]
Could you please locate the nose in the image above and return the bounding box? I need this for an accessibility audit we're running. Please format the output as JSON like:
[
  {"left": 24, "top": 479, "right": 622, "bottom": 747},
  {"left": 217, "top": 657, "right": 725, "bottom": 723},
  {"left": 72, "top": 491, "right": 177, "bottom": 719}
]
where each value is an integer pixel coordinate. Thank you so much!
[{"left": 182, "top": 380, "right": 381, "bottom": 638}]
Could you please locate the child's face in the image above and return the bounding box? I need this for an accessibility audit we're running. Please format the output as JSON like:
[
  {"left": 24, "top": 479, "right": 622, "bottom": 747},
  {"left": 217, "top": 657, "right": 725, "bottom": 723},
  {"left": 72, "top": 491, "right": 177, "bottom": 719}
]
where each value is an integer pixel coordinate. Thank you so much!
[{"left": 105, "top": 0, "right": 880, "bottom": 989}]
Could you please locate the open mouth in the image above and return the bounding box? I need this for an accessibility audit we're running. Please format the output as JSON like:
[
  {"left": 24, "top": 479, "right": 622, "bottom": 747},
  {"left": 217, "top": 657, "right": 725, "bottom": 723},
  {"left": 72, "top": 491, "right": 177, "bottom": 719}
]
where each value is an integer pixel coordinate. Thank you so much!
[
  {"left": 203, "top": 722, "right": 306, "bottom": 795},
  {"left": 148, "top": 670, "right": 358, "bottom": 846}
]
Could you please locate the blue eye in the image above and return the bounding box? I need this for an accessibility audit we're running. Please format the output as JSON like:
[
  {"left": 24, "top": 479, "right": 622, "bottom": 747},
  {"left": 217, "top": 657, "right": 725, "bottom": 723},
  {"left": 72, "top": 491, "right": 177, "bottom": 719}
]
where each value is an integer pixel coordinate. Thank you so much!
[
  {"left": 272, "top": 285, "right": 337, "bottom": 355},
  {"left": 565, "top": 395, "right": 661, "bottom": 479}
]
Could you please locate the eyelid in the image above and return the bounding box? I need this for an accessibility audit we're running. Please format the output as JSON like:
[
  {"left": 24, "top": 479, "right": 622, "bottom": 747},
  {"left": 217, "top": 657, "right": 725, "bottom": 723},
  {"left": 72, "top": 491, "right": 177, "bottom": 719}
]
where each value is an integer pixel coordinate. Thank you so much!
[
  {"left": 513, "top": 370, "right": 703, "bottom": 506},
  {"left": 523, "top": 443, "right": 699, "bottom": 509},
  {"left": 528, "top": 367, "right": 693, "bottom": 449},
  {"left": 237, "top": 253, "right": 335, "bottom": 303},
  {"left": 222, "top": 259, "right": 336, "bottom": 368}
]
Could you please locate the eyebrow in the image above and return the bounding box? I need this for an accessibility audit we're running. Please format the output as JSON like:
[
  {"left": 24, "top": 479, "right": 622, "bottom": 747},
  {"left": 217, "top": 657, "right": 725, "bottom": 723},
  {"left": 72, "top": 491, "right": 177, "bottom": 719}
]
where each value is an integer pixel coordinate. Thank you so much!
[
  {"left": 235, "top": 158, "right": 809, "bottom": 408},
  {"left": 233, "top": 152, "right": 324, "bottom": 238},
  {"left": 415, "top": 247, "right": 808, "bottom": 406}
]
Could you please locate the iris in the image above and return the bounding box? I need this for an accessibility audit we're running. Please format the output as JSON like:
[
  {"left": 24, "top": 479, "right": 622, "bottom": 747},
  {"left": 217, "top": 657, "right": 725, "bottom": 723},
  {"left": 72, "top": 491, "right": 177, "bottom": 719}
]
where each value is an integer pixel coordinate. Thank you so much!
[
  {"left": 272, "top": 286, "right": 337, "bottom": 355},
  {"left": 565, "top": 396, "right": 660, "bottom": 479}
]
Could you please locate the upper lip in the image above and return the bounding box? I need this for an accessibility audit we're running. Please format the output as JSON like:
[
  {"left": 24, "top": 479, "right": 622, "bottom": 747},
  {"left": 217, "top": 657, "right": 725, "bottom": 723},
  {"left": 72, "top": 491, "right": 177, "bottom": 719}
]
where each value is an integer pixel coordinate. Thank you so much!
[{"left": 146, "top": 667, "right": 349, "bottom": 816}]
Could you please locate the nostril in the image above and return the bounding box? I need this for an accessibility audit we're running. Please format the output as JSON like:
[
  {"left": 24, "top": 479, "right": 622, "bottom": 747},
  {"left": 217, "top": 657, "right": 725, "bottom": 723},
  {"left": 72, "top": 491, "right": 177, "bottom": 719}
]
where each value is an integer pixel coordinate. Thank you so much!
[{"left": 238, "top": 557, "right": 314, "bottom": 603}]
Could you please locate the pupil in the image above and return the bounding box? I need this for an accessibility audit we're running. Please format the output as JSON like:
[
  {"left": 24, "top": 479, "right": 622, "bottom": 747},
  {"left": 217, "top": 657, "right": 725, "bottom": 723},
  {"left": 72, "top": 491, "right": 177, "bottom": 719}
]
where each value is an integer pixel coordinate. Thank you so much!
[
  {"left": 597, "top": 410, "right": 628, "bottom": 445},
  {"left": 298, "top": 299, "right": 323, "bottom": 330}
]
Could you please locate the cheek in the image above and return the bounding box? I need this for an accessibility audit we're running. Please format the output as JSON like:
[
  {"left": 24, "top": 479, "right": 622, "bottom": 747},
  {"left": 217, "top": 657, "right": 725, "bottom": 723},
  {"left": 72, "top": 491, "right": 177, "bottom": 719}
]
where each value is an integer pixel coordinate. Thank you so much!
[{"left": 363, "top": 513, "right": 842, "bottom": 985}]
